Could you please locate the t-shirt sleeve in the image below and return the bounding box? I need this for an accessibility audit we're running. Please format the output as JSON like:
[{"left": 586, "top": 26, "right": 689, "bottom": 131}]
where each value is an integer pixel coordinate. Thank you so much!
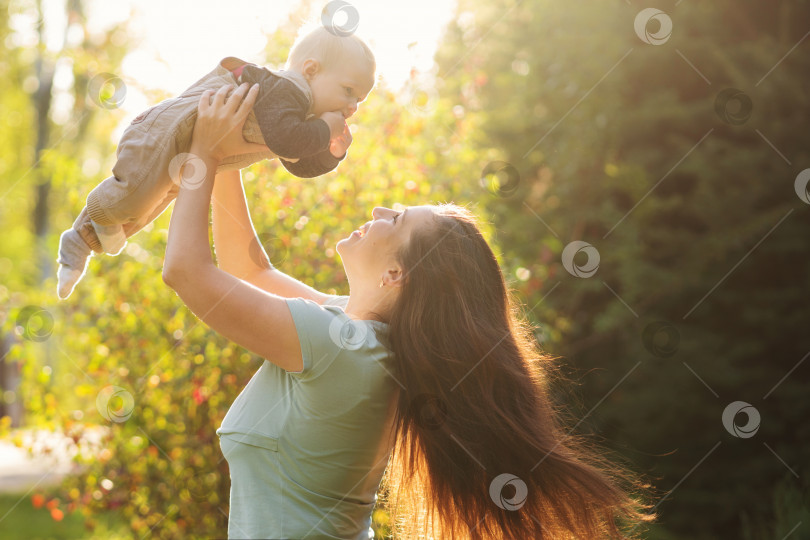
[{"left": 284, "top": 296, "right": 352, "bottom": 381}]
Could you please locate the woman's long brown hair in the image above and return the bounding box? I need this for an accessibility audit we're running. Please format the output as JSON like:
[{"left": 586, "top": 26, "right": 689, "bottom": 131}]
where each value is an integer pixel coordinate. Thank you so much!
[{"left": 377, "top": 203, "right": 657, "bottom": 539}]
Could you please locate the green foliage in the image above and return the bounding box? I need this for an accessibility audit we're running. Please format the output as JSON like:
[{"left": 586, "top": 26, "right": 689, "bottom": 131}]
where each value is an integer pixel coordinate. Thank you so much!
[
  {"left": 741, "top": 467, "right": 810, "bottom": 540},
  {"left": 436, "top": 0, "right": 810, "bottom": 538},
  {"left": 1, "top": 12, "right": 484, "bottom": 535},
  {"left": 3, "top": 0, "right": 808, "bottom": 538}
]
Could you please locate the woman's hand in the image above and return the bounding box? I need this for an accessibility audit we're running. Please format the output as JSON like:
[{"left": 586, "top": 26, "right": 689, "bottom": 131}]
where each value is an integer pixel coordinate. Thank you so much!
[
  {"left": 190, "top": 83, "right": 270, "bottom": 162},
  {"left": 329, "top": 121, "right": 353, "bottom": 158}
]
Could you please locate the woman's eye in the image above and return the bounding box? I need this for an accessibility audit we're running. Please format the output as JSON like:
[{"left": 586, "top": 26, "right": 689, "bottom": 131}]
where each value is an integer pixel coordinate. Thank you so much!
[{"left": 393, "top": 212, "right": 400, "bottom": 224}]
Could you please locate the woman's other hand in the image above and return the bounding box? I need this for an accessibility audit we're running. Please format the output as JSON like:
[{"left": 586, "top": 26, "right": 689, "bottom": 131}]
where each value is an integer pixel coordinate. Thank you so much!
[
  {"left": 319, "top": 110, "right": 346, "bottom": 139},
  {"left": 329, "top": 121, "right": 352, "bottom": 158},
  {"left": 191, "top": 83, "right": 270, "bottom": 162}
]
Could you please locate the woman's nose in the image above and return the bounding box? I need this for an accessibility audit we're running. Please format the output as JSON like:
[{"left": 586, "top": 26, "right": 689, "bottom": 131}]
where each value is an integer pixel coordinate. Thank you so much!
[{"left": 371, "top": 207, "right": 389, "bottom": 220}]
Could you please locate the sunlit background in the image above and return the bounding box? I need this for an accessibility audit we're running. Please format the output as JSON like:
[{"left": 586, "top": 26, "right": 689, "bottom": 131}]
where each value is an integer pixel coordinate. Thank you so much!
[
  {"left": 2, "top": 1, "right": 809, "bottom": 539},
  {"left": 8, "top": 0, "right": 456, "bottom": 135}
]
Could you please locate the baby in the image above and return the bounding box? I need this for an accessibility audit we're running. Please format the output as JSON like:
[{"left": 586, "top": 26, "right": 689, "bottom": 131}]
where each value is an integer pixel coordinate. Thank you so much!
[{"left": 56, "top": 25, "right": 375, "bottom": 299}]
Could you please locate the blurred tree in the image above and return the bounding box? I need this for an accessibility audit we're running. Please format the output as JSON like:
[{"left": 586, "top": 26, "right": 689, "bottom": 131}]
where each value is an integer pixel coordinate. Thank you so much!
[
  {"left": 0, "top": 0, "right": 132, "bottom": 425},
  {"left": 2, "top": 5, "right": 484, "bottom": 537},
  {"left": 434, "top": 0, "right": 810, "bottom": 538},
  {"left": 5, "top": 0, "right": 808, "bottom": 538}
]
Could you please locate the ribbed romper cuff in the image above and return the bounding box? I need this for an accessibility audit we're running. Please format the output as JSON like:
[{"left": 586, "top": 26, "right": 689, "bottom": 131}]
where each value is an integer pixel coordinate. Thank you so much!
[
  {"left": 72, "top": 206, "right": 103, "bottom": 253},
  {"left": 79, "top": 228, "right": 102, "bottom": 252},
  {"left": 85, "top": 190, "right": 112, "bottom": 226}
]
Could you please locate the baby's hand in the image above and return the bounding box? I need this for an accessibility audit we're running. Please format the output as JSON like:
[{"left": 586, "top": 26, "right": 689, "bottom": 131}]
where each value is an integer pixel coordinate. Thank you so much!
[
  {"left": 329, "top": 122, "right": 353, "bottom": 158},
  {"left": 319, "top": 111, "right": 346, "bottom": 139}
]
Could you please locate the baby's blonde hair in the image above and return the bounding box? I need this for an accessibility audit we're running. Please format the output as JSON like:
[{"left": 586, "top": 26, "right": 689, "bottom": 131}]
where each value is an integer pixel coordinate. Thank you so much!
[{"left": 286, "top": 23, "right": 376, "bottom": 77}]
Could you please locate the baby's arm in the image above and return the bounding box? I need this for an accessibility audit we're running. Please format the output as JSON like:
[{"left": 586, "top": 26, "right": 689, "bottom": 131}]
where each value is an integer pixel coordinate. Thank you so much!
[
  {"left": 240, "top": 66, "right": 332, "bottom": 159},
  {"left": 278, "top": 120, "right": 351, "bottom": 177},
  {"left": 278, "top": 148, "right": 344, "bottom": 178}
]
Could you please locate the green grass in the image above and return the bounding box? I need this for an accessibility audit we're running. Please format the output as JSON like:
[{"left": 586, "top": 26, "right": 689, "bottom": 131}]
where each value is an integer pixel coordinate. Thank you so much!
[
  {"left": 0, "top": 493, "right": 131, "bottom": 540},
  {"left": 1, "top": 491, "right": 688, "bottom": 539}
]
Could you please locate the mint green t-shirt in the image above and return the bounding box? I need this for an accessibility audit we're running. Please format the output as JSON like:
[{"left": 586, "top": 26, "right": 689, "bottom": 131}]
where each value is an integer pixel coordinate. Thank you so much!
[{"left": 216, "top": 295, "right": 399, "bottom": 539}]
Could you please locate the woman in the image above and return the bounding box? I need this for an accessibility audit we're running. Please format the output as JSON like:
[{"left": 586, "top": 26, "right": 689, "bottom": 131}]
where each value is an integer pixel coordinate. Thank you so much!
[{"left": 163, "top": 83, "right": 657, "bottom": 539}]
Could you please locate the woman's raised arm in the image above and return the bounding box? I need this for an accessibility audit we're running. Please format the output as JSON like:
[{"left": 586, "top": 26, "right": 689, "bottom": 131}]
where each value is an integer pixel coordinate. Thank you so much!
[
  {"left": 211, "top": 169, "right": 332, "bottom": 304},
  {"left": 211, "top": 169, "right": 268, "bottom": 279}
]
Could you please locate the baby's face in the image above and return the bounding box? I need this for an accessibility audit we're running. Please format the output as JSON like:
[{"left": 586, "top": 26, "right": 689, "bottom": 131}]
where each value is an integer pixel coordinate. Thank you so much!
[{"left": 307, "top": 57, "right": 374, "bottom": 119}]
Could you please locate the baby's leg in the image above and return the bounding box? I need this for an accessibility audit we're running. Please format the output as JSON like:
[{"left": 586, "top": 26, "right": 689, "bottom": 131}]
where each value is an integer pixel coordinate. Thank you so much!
[
  {"left": 91, "top": 221, "right": 127, "bottom": 255},
  {"left": 56, "top": 207, "right": 100, "bottom": 299},
  {"left": 82, "top": 109, "right": 187, "bottom": 247}
]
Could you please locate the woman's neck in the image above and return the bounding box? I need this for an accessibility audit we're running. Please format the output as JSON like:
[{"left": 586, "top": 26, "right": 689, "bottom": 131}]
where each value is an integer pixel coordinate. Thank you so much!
[{"left": 344, "top": 288, "right": 395, "bottom": 323}]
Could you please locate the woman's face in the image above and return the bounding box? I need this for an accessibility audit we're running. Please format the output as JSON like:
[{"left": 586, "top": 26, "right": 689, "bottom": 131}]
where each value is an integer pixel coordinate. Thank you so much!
[{"left": 336, "top": 205, "right": 435, "bottom": 285}]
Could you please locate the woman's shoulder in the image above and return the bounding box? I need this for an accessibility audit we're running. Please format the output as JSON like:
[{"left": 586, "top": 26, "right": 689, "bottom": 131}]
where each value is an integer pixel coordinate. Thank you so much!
[
  {"left": 287, "top": 295, "right": 389, "bottom": 346},
  {"left": 284, "top": 295, "right": 392, "bottom": 381},
  {"left": 321, "top": 294, "right": 349, "bottom": 309}
]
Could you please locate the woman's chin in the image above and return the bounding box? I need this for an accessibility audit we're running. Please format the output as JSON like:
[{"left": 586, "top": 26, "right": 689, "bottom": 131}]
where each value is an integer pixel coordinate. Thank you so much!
[
  {"left": 337, "top": 232, "right": 360, "bottom": 248},
  {"left": 336, "top": 237, "right": 351, "bottom": 252}
]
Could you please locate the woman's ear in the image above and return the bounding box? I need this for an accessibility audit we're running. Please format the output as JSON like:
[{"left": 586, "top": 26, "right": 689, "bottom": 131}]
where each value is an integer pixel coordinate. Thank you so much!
[
  {"left": 301, "top": 59, "right": 320, "bottom": 81},
  {"left": 383, "top": 267, "right": 405, "bottom": 289}
]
